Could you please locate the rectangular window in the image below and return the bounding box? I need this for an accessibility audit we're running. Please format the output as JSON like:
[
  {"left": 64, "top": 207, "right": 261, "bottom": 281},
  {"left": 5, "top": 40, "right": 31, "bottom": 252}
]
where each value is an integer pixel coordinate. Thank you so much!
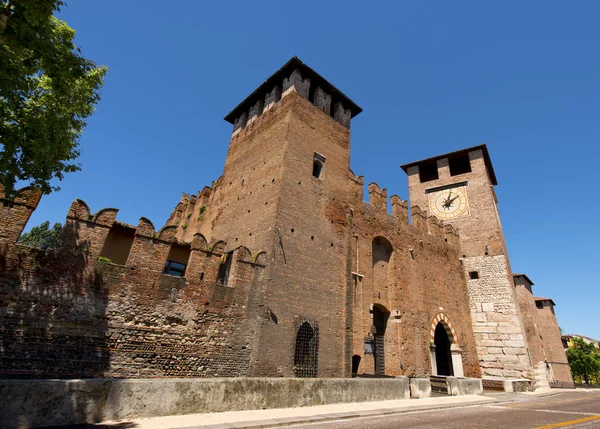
[
  {"left": 449, "top": 153, "right": 472, "bottom": 176},
  {"left": 163, "top": 260, "right": 187, "bottom": 276},
  {"left": 469, "top": 271, "right": 479, "bottom": 279},
  {"left": 99, "top": 224, "right": 136, "bottom": 265},
  {"left": 163, "top": 243, "right": 191, "bottom": 277},
  {"left": 536, "top": 301, "right": 544, "bottom": 310},
  {"left": 419, "top": 161, "right": 439, "bottom": 183}
]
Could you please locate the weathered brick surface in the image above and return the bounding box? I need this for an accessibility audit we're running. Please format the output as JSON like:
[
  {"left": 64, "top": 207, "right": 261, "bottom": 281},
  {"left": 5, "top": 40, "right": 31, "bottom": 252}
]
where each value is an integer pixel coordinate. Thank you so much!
[
  {"left": 514, "top": 274, "right": 571, "bottom": 384},
  {"left": 534, "top": 298, "right": 573, "bottom": 383},
  {"left": 0, "top": 196, "right": 266, "bottom": 378},
  {"left": 0, "top": 58, "right": 567, "bottom": 382},
  {"left": 405, "top": 148, "right": 536, "bottom": 379}
]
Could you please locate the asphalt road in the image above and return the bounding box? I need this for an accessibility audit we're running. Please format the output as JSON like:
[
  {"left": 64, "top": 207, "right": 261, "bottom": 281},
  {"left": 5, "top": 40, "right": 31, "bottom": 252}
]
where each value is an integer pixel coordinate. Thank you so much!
[{"left": 283, "top": 391, "right": 600, "bottom": 429}]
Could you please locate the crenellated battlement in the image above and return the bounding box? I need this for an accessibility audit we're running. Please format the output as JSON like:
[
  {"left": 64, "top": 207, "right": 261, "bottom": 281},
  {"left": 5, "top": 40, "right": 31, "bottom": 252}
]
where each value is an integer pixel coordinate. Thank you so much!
[
  {"left": 0, "top": 185, "right": 43, "bottom": 243},
  {"left": 224, "top": 57, "right": 361, "bottom": 134},
  {"left": 0, "top": 192, "right": 267, "bottom": 290},
  {"left": 361, "top": 181, "right": 461, "bottom": 247},
  {"left": 0, "top": 193, "right": 268, "bottom": 380}
]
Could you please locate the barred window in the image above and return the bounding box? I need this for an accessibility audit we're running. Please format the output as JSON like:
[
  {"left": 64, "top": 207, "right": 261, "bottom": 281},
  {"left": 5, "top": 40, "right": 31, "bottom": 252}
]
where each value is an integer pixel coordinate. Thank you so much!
[{"left": 294, "top": 322, "right": 318, "bottom": 378}]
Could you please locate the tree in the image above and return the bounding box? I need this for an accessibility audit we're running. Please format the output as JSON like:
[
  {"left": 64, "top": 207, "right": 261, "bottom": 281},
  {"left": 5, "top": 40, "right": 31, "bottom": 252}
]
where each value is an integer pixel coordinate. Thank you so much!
[
  {"left": 0, "top": 0, "right": 107, "bottom": 198},
  {"left": 18, "top": 220, "right": 62, "bottom": 249},
  {"left": 566, "top": 337, "right": 600, "bottom": 385}
]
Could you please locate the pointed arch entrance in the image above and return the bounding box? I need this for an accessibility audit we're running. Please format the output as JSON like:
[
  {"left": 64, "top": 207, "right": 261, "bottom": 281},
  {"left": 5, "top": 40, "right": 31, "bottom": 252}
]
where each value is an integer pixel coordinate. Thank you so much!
[
  {"left": 434, "top": 323, "right": 453, "bottom": 375},
  {"left": 429, "top": 313, "right": 464, "bottom": 377}
]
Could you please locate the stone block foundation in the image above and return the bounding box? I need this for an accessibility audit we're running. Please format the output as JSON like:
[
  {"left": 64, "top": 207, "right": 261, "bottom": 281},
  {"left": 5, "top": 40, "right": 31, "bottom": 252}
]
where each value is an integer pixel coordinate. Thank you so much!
[{"left": 0, "top": 377, "right": 411, "bottom": 428}]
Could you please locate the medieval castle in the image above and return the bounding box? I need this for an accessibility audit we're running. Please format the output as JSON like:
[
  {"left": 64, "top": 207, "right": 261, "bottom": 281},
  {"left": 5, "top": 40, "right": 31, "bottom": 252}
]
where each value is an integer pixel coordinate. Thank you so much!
[{"left": 0, "top": 57, "right": 571, "bottom": 388}]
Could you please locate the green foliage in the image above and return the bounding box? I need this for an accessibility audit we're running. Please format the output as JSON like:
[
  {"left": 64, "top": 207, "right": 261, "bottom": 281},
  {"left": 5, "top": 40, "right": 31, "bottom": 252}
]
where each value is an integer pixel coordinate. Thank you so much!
[
  {"left": 0, "top": 0, "right": 108, "bottom": 198},
  {"left": 182, "top": 223, "right": 188, "bottom": 229},
  {"left": 17, "top": 220, "right": 61, "bottom": 249},
  {"left": 567, "top": 337, "right": 600, "bottom": 383},
  {"left": 197, "top": 204, "right": 207, "bottom": 221},
  {"left": 186, "top": 213, "right": 192, "bottom": 219},
  {"left": 97, "top": 256, "right": 112, "bottom": 263}
]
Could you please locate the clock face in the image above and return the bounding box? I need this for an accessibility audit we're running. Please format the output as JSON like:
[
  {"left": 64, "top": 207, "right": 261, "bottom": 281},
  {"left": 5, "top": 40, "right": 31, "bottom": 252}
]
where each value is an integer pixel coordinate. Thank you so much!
[{"left": 428, "top": 186, "right": 470, "bottom": 220}]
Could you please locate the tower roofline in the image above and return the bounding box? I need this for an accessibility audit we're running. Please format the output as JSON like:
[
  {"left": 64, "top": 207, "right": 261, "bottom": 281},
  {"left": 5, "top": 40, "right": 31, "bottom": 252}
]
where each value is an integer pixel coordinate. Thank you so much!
[
  {"left": 400, "top": 144, "right": 498, "bottom": 186},
  {"left": 513, "top": 273, "right": 534, "bottom": 286},
  {"left": 534, "top": 297, "right": 556, "bottom": 306},
  {"left": 224, "top": 56, "right": 362, "bottom": 124}
]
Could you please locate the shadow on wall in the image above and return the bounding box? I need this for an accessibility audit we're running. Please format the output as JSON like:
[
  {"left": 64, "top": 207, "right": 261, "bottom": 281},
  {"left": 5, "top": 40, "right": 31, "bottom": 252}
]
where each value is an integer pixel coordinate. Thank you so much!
[
  {"left": 0, "top": 219, "right": 110, "bottom": 379},
  {"left": 43, "top": 423, "right": 138, "bottom": 429}
]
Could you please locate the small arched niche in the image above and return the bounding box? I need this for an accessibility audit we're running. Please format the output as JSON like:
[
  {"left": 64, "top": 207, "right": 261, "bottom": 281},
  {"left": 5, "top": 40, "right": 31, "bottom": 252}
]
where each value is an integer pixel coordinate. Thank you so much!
[{"left": 372, "top": 236, "right": 394, "bottom": 291}]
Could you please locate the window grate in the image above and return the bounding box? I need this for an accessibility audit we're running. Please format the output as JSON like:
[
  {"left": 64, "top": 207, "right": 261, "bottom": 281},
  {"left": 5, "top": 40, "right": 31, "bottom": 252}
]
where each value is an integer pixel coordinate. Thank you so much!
[{"left": 294, "top": 321, "right": 319, "bottom": 378}]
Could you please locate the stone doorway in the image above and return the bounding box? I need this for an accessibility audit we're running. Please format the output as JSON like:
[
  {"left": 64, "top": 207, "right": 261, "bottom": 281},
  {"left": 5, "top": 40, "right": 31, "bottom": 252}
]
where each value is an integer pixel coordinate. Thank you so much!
[
  {"left": 429, "top": 313, "right": 464, "bottom": 377},
  {"left": 372, "top": 304, "right": 389, "bottom": 376},
  {"left": 434, "top": 322, "right": 454, "bottom": 376}
]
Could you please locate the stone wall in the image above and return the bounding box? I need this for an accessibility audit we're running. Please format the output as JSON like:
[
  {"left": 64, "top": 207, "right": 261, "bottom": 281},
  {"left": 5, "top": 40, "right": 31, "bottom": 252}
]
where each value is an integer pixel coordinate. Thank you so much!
[
  {"left": 405, "top": 148, "right": 533, "bottom": 379},
  {"left": 535, "top": 299, "right": 573, "bottom": 383},
  {"left": 0, "top": 377, "right": 411, "bottom": 428},
  {"left": 463, "top": 256, "right": 531, "bottom": 378},
  {"left": 0, "top": 195, "right": 266, "bottom": 379},
  {"left": 162, "top": 88, "right": 480, "bottom": 380},
  {"left": 514, "top": 275, "right": 546, "bottom": 368}
]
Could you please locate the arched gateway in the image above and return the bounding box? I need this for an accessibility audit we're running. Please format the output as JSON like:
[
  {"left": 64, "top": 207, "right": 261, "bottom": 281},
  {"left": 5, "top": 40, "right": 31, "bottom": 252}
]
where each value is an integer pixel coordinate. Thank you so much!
[{"left": 429, "top": 313, "right": 464, "bottom": 377}]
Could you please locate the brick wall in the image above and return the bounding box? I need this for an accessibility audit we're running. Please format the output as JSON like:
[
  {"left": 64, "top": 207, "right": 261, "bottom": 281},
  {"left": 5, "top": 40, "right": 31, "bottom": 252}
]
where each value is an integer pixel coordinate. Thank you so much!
[
  {"left": 405, "top": 149, "right": 533, "bottom": 378},
  {"left": 535, "top": 300, "right": 573, "bottom": 383},
  {"left": 0, "top": 196, "right": 266, "bottom": 378}
]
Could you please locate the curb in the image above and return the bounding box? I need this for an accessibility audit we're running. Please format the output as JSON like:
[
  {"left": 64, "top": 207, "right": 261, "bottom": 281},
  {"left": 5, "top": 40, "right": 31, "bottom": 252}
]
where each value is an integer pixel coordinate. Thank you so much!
[{"left": 175, "top": 398, "right": 502, "bottom": 429}]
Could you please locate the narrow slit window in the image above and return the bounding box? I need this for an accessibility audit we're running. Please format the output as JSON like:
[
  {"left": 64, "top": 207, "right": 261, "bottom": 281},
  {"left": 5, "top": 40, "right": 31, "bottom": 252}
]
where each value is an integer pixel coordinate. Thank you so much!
[{"left": 312, "top": 153, "right": 326, "bottom": 179}]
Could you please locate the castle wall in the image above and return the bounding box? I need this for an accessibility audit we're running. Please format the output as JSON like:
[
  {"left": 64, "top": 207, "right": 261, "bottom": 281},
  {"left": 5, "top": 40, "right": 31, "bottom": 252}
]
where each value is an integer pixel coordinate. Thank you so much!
[
  {"left": 405, "top": 149, "right": 532, "bottom": 379},
  {"left": 0, "top": 196, "right": 266, "bottom": 379},
  {"left": 462, "top": 256, "right": 531, "bottom": 378},
  {"left": 514, "top": 276, "right": 546, "bottom": 367},
  {"left": 162, "top": 88, "right": 482, "bottom": 380},
  {"left": 248, "top": 92, "right": 354, "bottom": 377},
  {"left": 1, "top": 58, "right": 570, "bottom": 384},
  {"left": 535, "top": 301, "right": 573, "bottom": 384},
  {"left": 349, "top": 199, "right": 480, "bottom": 379}
]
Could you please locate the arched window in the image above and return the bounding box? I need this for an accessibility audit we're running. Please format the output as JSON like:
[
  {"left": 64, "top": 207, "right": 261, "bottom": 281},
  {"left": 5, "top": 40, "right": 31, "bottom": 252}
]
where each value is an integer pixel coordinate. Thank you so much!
[
  {"left": 312, "top": 152, "right": 326, "bottom": 179},
  {"left": 294, "top": 321, "right": 318, "bottom": 377}
]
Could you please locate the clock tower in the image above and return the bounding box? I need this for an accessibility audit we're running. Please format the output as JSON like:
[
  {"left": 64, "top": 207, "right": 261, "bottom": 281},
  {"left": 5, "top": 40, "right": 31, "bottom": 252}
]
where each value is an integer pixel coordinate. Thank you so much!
[{"left": 402, "top": 145, "right": 533, "bottom": 380}]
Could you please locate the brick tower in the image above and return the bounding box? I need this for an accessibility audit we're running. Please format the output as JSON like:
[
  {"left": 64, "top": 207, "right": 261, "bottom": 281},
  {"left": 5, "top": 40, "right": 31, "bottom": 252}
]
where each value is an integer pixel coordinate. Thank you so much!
[
  {"left": 168, "top": 57, "right": 362, "bottom": 377},
  {"left": 402, "top": 146, "right": 533, "bottom": 379}
]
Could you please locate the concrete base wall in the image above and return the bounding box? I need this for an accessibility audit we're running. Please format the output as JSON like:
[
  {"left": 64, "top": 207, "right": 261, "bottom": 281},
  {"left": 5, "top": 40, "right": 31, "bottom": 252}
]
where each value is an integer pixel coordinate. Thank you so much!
[
  {"left": 1, "top": 377, "right": 410, "bottom": 428},
  {"left": 446, "top": 377, "right": 483, "bottom": 396},
  {"left": 409, "top": 378, "right": 432, "bottom": 398}
]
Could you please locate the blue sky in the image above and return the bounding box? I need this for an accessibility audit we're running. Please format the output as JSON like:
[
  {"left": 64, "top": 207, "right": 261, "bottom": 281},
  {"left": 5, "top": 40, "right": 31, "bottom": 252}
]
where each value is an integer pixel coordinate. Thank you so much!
[{"left": 26, "top": 1, "right": 600, "bottom": 338}]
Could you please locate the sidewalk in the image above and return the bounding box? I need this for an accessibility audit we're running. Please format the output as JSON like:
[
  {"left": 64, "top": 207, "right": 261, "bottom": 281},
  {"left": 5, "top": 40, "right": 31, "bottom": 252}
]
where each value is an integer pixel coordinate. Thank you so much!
[{"left": 100, "top": 395, "right": 500, "bottom": 429}]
